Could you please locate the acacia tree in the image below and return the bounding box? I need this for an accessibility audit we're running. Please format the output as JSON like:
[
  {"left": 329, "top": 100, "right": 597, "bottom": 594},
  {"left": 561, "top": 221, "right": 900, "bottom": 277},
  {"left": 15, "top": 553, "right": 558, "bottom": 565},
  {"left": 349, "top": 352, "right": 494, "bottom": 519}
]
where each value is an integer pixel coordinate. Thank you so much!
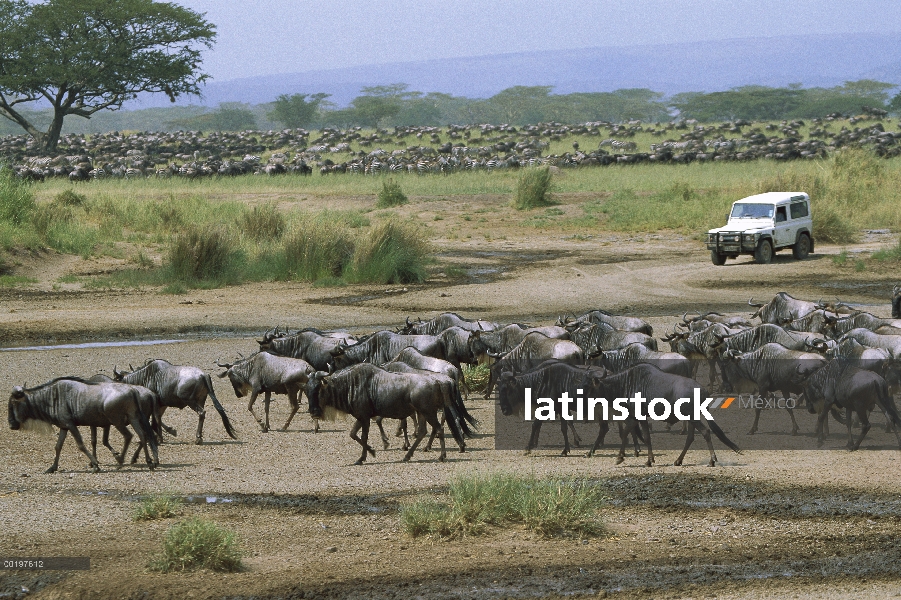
[
  {"left": 0, "top": 0, "right": 215, "bottom": 152},
  {"left": 267, "top": 93, "right": 330, "bottom": 129}
]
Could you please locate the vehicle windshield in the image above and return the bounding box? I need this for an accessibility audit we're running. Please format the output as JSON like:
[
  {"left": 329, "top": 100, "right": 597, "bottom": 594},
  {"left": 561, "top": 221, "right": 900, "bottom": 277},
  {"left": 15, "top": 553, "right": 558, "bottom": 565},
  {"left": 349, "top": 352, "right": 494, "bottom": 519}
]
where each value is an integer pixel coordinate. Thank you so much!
[{"left": 730, "top": 203, "right": 774, "bottom": 219}]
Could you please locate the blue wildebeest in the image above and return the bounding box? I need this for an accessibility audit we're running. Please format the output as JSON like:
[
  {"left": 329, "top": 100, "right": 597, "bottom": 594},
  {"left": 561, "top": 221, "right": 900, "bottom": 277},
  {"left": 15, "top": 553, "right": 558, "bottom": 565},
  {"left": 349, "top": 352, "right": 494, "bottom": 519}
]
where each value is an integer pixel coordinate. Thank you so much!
[
  {"left": 826, "top": 313, "right": 901, "bottom": 338},
  {"left": 567, "top": 322, "right": 657, "bottom": 354},
  {"left": 558, "top": 309, "right": 653, "bottom": 335},
  {"left": 748, "top": 292, "right": 835, "bottom": 324},
  {"left": 259, "top": 328, "right": 357, "bottom": 371},
  {"left": 594, "top": 343, "right": 692, "bottom": 378},
  {"left": 305, "top": 364, "right": 466, "bottom": 464},
  {"left": 113, "top": 359, "right": 237, "bottom": 444},
  {"left": 216, "top": 352, "right": 316, "bottom": 433},
  {"left": 328, "top": 331, "right": 445, "bottom": 369},
  {"left": 482, "top": 332, "right": 584, "bottom": 399},
  {"left": 718, "top": 343, "right": 827, "bottom": 435},
  {"left": 8, "top": 377, "right": 159, "bottom": 473},
  {"left": 802, "top": 359, "right": 901, "bottom": 450},
  {"left": 467, "top": 325, "right": 569, "bottom": 362},
  {"left": 400, "top": 312, "right": 498, "bottom": 335},
  {"left": 85, "top": 374, "right": 165, "bottom": 467},
  {"left": 838, "top": 329, "right": 901, "bottom": 359}
]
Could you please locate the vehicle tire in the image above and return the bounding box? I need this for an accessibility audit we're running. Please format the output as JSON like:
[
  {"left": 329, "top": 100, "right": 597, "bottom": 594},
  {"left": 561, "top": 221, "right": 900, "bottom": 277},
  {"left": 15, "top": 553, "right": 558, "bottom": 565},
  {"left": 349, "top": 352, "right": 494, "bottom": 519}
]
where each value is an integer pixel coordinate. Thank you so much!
[
  {"left": 792, "top": 234, "right": 811, "bottom": 260},
  {"left": 754, "top": 239, "right": 773, "bottom": 264},
  {"left": 710, "top": 250, "right": 727, "bottom": 266}
]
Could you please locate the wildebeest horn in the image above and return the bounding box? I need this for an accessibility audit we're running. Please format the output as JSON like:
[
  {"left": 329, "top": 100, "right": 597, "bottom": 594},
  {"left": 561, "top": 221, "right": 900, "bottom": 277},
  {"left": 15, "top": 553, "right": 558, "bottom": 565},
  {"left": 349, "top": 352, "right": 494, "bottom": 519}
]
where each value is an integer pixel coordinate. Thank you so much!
[
  {"left": 215, "top": 358, "right": 231, "bottom": 369},
  {"left": 327, "top": 363, "right": 334, "bottom": 374},
  {"left": 129, "top": 364, "right": 135, "bottom": 371},
  {"left": 748, "top": 297, "right": 764, "bottom": 308},
  {"left": 486, "top": 350, "right": 503, "bottom": 359},
  {"left": 406, "top": 316, "right": 412, "bottom": 327}
]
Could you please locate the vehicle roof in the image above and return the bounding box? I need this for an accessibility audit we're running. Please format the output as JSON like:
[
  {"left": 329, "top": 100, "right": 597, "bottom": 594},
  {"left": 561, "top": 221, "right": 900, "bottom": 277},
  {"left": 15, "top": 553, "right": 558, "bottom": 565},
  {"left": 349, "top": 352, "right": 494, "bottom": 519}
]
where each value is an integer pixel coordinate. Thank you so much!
[{"left": 732, "top": 192, "right": 809, "bottom": 205}]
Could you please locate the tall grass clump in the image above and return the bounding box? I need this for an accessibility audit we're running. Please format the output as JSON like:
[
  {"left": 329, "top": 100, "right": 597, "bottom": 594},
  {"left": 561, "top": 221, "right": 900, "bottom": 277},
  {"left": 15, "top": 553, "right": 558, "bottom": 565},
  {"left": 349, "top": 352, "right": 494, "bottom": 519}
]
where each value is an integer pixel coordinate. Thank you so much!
[
  {"left": 239, "top": 202, "right": 285, "bottom": 240},
  {"left": 134, "top": 492, "right": 183, "bottom": 521},
  {"left": 400, "top": 473, "right": 605, "bottom": 539},
  {"left": 376, "top": 178, "right": 408, "bottom": 208},
  {"left": 872, "top": 236, "right": 901, "bottom": 262},
  {"left": 461, "top": 363, "right": 490, "bottom": 394},
  {"left": 0, "top": 166, "right": 34, "bottom": 225},
  {"left": 54, "top": 189, "right": 87, "bottom": 207},
  {"left": 168, "top": 226, "right": 241, "bottom": 283},
  {"left": 511, "top": 166, "right": 554, "bottom": 210},
  {"left": 349, "top": 221, "right": 431, "bottom": 284},
  {"left": 281, "top": 219, "right": 353, "bottom": 281},
  {"left": 148, "top": 518, "right": 242, "bottom": 573}
]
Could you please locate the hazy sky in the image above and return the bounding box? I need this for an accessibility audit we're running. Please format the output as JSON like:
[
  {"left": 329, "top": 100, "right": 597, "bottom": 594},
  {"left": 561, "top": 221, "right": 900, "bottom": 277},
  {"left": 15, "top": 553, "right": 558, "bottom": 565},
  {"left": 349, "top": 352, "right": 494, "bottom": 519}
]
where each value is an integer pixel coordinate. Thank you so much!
[{"left": 177, "top": 0, "right": 901, "bottom": 82}]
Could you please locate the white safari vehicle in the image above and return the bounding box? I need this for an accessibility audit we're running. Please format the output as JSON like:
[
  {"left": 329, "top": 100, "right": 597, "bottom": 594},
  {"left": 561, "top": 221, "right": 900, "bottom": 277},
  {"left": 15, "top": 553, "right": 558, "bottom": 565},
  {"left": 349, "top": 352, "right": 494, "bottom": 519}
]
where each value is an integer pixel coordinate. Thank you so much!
[{"left": 706, "top": 192, "right": 814, "bottom": 265}]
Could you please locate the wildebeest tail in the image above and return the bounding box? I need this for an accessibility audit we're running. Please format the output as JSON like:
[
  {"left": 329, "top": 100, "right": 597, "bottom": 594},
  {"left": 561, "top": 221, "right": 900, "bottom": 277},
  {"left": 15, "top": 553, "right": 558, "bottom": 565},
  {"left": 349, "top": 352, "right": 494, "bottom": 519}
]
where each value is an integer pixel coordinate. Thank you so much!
[
  {"left": 707, "top": 419, "right": 742, "bottom": 454},
  {"left": 452, "top": 384, "right": 478, "bottom": 430},
  {"left": 204, "top": 373, "right": 238, "bottom": 439},
  {"left": 134, "top": 397, "right": 159, "bottom": 458},
  {"left": 443, "top": 405, "right": 466, "bottom": 448}
]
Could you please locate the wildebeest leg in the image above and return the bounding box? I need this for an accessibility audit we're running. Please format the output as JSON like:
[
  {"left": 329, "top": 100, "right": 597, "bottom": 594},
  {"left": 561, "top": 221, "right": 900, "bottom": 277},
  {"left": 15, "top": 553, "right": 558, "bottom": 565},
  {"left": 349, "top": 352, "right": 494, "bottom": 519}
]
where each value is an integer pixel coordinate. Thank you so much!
[
  {"left": 816, "top": 401, "right": 832, "bottom": 447},
  {"left": 429, "top": 411, "right": 447, "bottom": 462},
  {"left": 587, "top": 421, "right": 609, "bottom": 457},
  {"left": 424, "top": 411, "right": 445, "bottom": 452},
  {"left": 674, "top": 422, "right": 697, "bottom": 466},
  {"left": 642, "top": 422, "right": 654, "bottom": 466},
  {"left": 786, "top": 406, "right": 800, "bottom": 435},
  {"left": 373, "top": 417, "right": 390, "bottom": 450},
  {"left": 68, "top": 427, "right": 101, "bottom": 473},
  {"left": 127, "top": 416, "right": 158, "bottom": 469},
  {"left": 633, "top": 429, "right": 641, "bottom": 457},
  {"left": 112, "top": 425, "right": 131, "bottom": 468},
  {"left": 156, "top": 407, "right": 177, "bottom": 439},
  {"left": 749, "top": 408, "right": 762, "bottom": 435},
  {"left": 281, "top": 389, "right": 300, "bottom": 431},
  {"left": 263, "top": 391, "right": 272, "bottom": 433},
  {"left": 559, "top": 419, "right": 571, "bottom": 456},
  {"left": 568, "top": 422, "right": 582, "bottom": 447},
  {"left": 616, "top": 421, "right": 634, "bottom": 464},
  {"left": 247, "top": 390, "right": 266, "bottom": 432},
  {"left": 524, "top": 421, "right": 543, "bottom": 455},
  {"left": 192, "top": 403, "right": 206, "bottom": 444},
  {"left": 349, "top": 419, "right": 375, "bottom": 464},
  {"left": 46, "top": 429, "right": 69, "bottom": 474},
  {"left": 851, "top": 407, "right": 872, "bottom": 451},
  {"left": 402, "top": 412, "right": 430, "bottom": 462}
]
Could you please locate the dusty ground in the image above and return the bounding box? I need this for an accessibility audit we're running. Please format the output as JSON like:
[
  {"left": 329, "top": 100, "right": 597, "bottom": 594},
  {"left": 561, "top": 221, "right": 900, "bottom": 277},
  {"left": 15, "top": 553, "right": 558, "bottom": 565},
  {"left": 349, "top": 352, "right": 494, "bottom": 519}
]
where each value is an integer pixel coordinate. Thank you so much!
[{"left": 1, "top": 201, "right": 900, "bottom": 599}]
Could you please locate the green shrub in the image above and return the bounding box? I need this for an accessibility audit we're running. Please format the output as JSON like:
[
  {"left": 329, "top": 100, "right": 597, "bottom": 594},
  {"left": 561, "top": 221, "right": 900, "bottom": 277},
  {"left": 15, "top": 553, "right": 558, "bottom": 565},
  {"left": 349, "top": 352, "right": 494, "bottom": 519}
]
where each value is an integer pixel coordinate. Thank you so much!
[
  {"left": 349, "top": 221, "right": 430, "bottom": 284},
  {"left": 872, "top": 236, "right": 901, "bottom": 262},
  {"left": 134, "top": 492, "right": 183, "bottom": 521},
  {"left": 54, "top": 189, "right": 87, "bottom": 206},
  {"left": 461, "top": 363, "right": 490, "bottom": 393},
  {"left": 814, "top": 206, "right": 860, "bottom": 244},
  {"left": 32, "top": 202, "right": 75, "bottom": 236},
  {"left": 511, "top": 167, "right": 554, "bottom": 210},
  {"left": 0, "top": 167, "right": 34, "bottom": 225},
  {"left": 240, "top": 202, "right": 285, "bottom": 240},
  {"left": 400, "top": 473, "right": 605, "bottom": 539},
  {"left": 148, "top": 518, "right": 242, "bottom": 573},
  {"left": 281, "top": 220, "right": 353, "bottom": 281},
  {"left": 168, "top": 226, "right": 238, "bottom": 281},
  {"left": 376, "top": 178, "right": 409, "bottom": 208}
]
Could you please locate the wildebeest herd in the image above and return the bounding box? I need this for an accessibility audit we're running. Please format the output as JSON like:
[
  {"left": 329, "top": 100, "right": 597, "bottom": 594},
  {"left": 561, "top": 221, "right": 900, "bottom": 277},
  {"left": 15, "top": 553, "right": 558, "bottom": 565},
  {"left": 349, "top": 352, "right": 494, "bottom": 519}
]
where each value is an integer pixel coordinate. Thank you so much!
[
  {"left": 8, "top": 289, "right": 901, "bottom": 473},
  {"left": 6, "top": 111, "right": 901, "bottom": 183}
]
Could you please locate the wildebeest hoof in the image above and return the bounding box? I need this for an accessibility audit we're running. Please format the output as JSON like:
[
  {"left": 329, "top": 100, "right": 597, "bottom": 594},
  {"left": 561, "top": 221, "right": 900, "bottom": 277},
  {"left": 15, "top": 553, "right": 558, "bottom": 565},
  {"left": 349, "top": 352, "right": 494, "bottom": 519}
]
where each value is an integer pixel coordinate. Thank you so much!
[
  {"left": 91, "top": 466, "right": 101, "bottom": 474},
  {"left": 354, "top": 459, "right": 364, "bottom": 466},
  {"left": 673, "top": 459, "right": 683, "bottom": 466},
  {"left": 522, "top": 449, "right": 531, "bottom": 456},
  {"left": 44, "top": 467, "right": 57, "bottom": 474},
  {"left": 194, "top": 437, "right": 203, "bottom": 445},
  {"left": 747, "top": 429, "right": 757, "bottom": 435},
  {"left": 560, "top": 449, "right": 569, "bottom": 456},
  {"left": 708, "top": 460, "right": 716, "bottom": 467},
  {"left": 615, "top": 456, "right": 624, "bottom": 465}
]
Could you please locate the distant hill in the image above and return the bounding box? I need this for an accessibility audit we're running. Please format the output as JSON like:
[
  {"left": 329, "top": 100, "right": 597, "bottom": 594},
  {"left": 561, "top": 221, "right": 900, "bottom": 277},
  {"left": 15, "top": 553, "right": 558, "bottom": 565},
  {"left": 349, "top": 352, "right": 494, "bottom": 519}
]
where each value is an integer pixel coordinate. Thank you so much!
[{"left": 124, "top": 31, "right": 901, "bottom": 109}]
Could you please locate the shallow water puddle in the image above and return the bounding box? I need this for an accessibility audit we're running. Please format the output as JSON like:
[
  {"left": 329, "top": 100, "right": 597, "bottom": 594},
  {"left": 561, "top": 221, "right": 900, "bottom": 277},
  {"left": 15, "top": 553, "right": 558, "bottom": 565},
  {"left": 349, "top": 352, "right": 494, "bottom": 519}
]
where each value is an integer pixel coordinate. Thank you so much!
[{"left": 0, "top": 339, "right": 188, "bottom": 352}]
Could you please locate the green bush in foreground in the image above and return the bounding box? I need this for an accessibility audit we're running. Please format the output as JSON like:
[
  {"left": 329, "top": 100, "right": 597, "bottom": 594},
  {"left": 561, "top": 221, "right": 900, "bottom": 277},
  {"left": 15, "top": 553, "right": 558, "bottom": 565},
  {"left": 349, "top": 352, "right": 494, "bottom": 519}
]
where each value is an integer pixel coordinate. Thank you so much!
[
  {"left": 511, "top": 167, "right": 555, "bottom": 210},
  {"left": 400, "top": 473, "right": 605, "bottom": 539},
  {"left": 240, "top": 202, "right": 286, "bottom": 240},
  {"left": 349, "top": 221, "right": 430, "bottom": 284},
  {"left": 461, "top": 363, "right": 490, "bottom": 394},
  {"left": 376, "top": 178, "right": 409, "bottom": 208},
  {"left": 149, "top": 518, "right": 242, "bottom": 573},
  {"left": 133, "top": 492, "right": 183, "bottom": 521}
]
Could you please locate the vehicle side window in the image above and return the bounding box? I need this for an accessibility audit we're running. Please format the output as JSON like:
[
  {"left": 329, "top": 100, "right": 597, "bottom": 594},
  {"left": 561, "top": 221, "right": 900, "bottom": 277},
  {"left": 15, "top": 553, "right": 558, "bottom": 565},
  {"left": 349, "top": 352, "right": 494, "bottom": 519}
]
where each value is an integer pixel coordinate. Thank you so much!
[
  {"left": 775, "top": 206, "right": 787, "bottom": 223},
  {"left": 790, "top": 202, "right": 808, "bottom": 219}
]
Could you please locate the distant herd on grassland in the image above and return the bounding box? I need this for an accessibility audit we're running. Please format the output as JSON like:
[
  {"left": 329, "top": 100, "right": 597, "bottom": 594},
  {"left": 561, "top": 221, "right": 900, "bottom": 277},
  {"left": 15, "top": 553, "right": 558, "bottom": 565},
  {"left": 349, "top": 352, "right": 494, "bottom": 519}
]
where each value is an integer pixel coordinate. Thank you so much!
[
  {"left": 8, "top": 289, "right": 901, "bottom": 473},
  {"left": 6, "top": 110, "right": 901, "bottom": 182}
]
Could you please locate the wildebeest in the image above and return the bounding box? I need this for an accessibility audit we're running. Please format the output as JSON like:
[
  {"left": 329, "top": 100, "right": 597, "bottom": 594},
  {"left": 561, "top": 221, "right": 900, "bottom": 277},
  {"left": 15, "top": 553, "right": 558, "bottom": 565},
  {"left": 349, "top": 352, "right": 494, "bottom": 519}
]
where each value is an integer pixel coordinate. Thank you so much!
[
  {"left": 435, "top": 326, "right": 478, "bottom": 369},
  {"left": 400, "top": 312, "right": 498, "bottom": 335},
  {"left": 259, "top": 329, "right": 355, "bottom": 371},
  {"left": 85, "top": 374, "right": 165, "bottom": 466},
  {"left": 594, "top": 343, "right": 692, "bottom": 378},
  {"left": 661, "top": 323, "right": 743, "bottom": 386},
  {"left": 496, "top": 361, "right": 607, "bottom": 456},
  {"left": 113, "top": 359, "right": 237, "bottom": 444},
  {"left": 838, "top": 329, "right": 901, "bottom": 359},
  {"left": 825, "top": 313, "right": 901, "bottom": 338},
  {"left": 712, "top": 324, "right": 827, "bottom": 355},
  {"left": 718, "top": 343, "right": 827, "bottom": 435},
  {"left": 749, "top": 292, "right": 830, "bottom": 324},
  {"left": 305, "top": 364, "right": 466, "bottom": 464},
  {"left": 567, "top": 322, "right": 657, "bottom": 353},
  {"left": 8, "top": 378, "right": 159, "bottom": 473},
  {"left": 468, "top": 325, "right": 569, "bottom": 361},
  {"left": 803, "top": 359, "right": 901, "bottom": 450},
  {"left": 558, "top": 309, "right": 653, "bottom": 335},
  {"left": 482, "top": 332, "right": 584, "bottom": 398},
  {"left": 590, "top": 365, "right": 741, "bottom": 466},
  {"left": 681, "top": 311, "right": 754, "bottom": 329},
  {"left": 329, "top": 331, "right": 445, "bottom": 369},
  {"left": 893, "top": 285, "right": 901, "bottom": 319},
  {"left": 216, "top": 353, "right": 316, "bottom": 433}
]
